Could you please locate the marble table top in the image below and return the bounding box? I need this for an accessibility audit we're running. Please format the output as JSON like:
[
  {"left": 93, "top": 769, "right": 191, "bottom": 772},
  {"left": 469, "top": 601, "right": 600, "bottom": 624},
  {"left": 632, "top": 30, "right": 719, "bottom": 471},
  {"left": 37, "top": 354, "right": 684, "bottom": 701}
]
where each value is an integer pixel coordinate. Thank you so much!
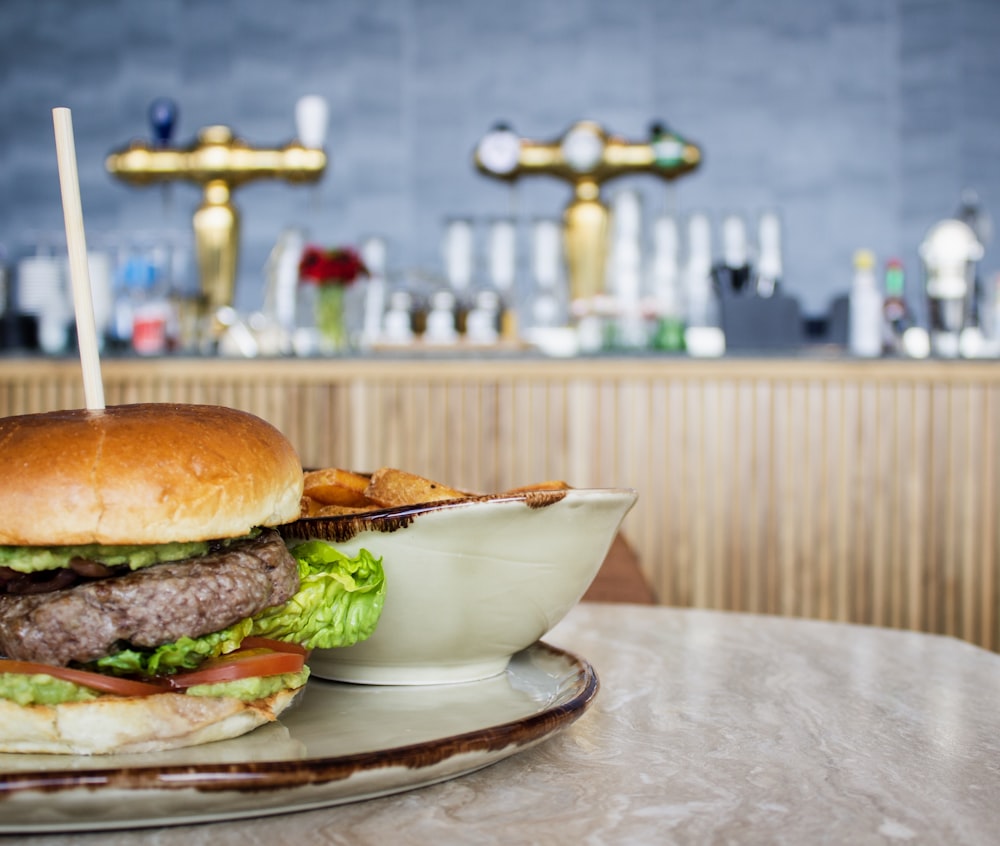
[{"left": 6, "top": 603, "right": 1000, "bottom": 845}]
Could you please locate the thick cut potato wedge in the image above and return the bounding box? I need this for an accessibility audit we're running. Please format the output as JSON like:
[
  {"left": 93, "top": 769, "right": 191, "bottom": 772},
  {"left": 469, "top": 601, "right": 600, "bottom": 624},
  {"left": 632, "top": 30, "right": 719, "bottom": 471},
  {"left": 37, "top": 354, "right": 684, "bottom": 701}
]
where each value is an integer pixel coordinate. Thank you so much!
[
  {"left": 299, "top": 466, "right": 572, "bottom": 519},
  {"left": 499, "top": 480, "right": 570, "bottom": 495},
  {"left": 303, "top": 468, "right": 374, "bottom": 507},
  {"left": 364, "top": 467, "right": 468, "bottom": 508}
]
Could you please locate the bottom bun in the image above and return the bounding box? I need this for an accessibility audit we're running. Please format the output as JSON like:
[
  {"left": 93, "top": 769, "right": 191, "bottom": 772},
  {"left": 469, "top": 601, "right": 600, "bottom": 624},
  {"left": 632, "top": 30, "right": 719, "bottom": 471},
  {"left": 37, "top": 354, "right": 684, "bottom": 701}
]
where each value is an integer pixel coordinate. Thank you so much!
[{"left": 0, "top": 686, "right": 305, "bottom": 756}]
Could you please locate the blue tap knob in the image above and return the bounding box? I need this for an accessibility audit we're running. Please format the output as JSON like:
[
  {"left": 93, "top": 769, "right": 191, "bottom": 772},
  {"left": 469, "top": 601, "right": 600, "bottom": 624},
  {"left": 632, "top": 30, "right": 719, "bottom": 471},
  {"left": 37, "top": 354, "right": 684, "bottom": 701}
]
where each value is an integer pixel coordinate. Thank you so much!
[{"left": 148, "top": 97, "right": 178, "bottom": 147}]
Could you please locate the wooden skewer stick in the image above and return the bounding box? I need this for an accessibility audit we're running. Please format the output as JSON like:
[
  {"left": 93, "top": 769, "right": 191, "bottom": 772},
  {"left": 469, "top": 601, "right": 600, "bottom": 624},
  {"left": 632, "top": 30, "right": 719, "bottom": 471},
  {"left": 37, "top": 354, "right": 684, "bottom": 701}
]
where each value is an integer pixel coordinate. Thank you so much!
[{"left": 52, "top": 106, "right": 105, "bottom": 411}]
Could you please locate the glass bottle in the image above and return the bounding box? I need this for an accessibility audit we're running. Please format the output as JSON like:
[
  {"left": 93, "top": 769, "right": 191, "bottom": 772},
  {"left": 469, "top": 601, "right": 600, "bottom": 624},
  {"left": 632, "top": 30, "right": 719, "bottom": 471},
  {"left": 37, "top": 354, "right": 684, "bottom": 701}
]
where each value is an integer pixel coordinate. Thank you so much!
[
  {"left": 848, "top": 249, "right": 882, "bottom": 358},
  {"left": 648, "top": 214, "right": 684, "bottom": 352}
]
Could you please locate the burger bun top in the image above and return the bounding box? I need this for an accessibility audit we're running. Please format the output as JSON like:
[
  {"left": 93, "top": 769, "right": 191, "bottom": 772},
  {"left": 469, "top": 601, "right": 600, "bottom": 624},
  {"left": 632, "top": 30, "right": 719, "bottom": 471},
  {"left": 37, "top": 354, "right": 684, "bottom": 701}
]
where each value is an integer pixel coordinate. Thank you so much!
[{"left": 0, "top": 403, "right": 304, "bottom": 546}]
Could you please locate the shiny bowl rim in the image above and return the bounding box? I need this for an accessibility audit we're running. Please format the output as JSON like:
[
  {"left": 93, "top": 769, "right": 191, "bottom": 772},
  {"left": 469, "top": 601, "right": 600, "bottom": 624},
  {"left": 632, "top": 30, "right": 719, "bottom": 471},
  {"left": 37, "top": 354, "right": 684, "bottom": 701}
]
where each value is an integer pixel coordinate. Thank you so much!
[{"left": 280, "top": 486, "right": 638, "bottom": 541}]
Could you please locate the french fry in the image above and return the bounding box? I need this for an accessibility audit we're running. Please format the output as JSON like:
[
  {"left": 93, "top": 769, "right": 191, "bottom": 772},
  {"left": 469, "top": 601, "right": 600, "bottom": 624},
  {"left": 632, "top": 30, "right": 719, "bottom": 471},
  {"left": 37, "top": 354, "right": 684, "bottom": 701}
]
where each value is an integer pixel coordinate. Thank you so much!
[
  {"left": 364, "top": 467, "right": 468, "bottom": 507},
  {"left": 499, "top": 480, "right": 571, "bottom": 495},
  {"left": 303, "top": 468, "right": 373, "bottom": 508},
  {"left": 300, "top": 496, "right": 337, "bottom": 518},
  {"left": 299, "top": 495, "right": 326, "bottom": 517},
  {"left": 299, "top": 464, "right": 569, "bottom": 520},
  {"left": 313, "top": 503, "right": 380, "bottom": 517}
]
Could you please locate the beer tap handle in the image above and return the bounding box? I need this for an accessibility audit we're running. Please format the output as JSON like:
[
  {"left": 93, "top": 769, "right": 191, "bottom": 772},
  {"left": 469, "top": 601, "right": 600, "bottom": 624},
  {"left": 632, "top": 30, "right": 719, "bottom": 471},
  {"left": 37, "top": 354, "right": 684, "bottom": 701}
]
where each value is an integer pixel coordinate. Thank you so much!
[
  {"left": 148, "top": 97, "right": 178, "bottom": 216},
  {"left": 295, "top": 95, "right": 329, "bottom": 149},
  {"left": 148, "top": 97, "right": 178, "bottom": 147},
  {"left": 295, "top": 96, "right": 328, "bottom": 213}
]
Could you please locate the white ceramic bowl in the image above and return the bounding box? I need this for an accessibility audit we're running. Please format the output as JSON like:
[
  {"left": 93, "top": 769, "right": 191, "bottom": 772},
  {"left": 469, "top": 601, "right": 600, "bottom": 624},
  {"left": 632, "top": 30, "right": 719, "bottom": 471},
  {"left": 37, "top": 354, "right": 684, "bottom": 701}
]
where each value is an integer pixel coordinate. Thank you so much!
[{"left": 281, "top": 487, "right": 637, "bottom": 685}]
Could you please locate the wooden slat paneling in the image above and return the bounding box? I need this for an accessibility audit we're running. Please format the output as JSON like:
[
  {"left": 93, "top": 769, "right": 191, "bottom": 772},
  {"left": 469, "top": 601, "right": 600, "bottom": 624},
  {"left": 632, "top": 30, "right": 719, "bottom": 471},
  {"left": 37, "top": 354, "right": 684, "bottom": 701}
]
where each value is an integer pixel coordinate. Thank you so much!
[{"left": 0, "top": 356, "right": 997, "bottom": 651}]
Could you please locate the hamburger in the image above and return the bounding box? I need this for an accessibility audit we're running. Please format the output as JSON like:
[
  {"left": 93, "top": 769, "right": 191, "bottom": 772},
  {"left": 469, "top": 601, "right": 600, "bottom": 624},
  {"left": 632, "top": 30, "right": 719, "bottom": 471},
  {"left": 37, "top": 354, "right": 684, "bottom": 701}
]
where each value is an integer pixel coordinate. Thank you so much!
[{"left": 0, "top": 403, "right": 385, "bottom": 755}]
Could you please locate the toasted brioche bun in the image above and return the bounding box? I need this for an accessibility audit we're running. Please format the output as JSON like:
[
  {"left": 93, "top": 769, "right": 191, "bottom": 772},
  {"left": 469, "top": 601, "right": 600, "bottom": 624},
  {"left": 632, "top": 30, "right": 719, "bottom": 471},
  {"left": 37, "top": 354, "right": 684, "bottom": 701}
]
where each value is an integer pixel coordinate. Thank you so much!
[
  {"left": 0, "top": 403, "right": 303, "bottom": 546},
  {"left": 0, "top": 685, "right": 304, "bottom": 755}
]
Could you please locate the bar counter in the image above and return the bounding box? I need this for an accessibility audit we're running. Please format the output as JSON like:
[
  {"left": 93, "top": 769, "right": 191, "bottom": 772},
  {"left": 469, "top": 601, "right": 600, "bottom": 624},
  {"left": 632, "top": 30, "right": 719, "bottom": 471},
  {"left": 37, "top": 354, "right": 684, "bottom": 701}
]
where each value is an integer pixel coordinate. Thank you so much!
[
  {"left": 9, "top": 602, "right": 999, "bottom": 844},
  {"left": 0, "top": 354, "right": 997, "bottom": 650}
]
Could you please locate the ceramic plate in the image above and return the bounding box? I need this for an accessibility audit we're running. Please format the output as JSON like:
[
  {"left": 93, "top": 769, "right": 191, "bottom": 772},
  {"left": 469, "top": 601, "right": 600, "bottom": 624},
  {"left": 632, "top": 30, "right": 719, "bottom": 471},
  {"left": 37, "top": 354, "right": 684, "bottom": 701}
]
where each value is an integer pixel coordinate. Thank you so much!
[{"left": 0, "top": 642, "right": 597, "bottom": 833}]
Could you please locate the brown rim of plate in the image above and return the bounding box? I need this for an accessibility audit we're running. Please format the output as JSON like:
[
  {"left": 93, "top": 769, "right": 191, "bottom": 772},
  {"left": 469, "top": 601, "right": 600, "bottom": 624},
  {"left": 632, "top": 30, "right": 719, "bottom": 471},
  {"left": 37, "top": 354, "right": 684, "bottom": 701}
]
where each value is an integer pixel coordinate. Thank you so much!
[{"left": 0, "top": 642, "right": 598, "bottom": 797}]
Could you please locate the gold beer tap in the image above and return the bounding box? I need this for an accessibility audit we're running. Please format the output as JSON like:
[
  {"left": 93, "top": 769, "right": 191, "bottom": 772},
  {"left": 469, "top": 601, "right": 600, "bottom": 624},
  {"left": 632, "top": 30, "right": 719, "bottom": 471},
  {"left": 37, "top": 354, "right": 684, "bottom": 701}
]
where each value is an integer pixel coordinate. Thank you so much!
[
  {"left": 105, "top": 96, "right": 329, "bottom": 332},
  {"left": 474, "top": 120, "right": 701, "bottom": 304}
]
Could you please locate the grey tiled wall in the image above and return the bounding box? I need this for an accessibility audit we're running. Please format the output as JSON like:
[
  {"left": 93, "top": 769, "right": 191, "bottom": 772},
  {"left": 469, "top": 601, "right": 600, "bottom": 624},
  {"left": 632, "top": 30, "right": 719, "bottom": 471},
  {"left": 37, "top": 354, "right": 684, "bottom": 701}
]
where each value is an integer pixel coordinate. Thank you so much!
[{"left": 0, "top": 0, "right": 997, "bottom": 317}]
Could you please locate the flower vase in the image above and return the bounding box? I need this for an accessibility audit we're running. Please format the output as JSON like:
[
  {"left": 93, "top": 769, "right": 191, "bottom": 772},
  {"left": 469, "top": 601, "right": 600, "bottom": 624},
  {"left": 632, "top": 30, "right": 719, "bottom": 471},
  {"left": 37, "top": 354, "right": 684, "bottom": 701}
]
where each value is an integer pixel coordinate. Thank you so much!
[{"left": 315, "top": 284, "right": 347, "bottom": 353}]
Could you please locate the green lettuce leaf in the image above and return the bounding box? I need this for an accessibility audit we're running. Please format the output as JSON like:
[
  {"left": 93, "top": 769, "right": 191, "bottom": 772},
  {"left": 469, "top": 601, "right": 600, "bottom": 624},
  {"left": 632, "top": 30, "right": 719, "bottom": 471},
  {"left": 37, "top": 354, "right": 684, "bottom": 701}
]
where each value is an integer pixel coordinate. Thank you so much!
[
  {"left": 90, "top": 544, "right": 385, "bottom": 677},
  {"left": 250, "top": 543, "right": 385, "bottom": 649},
  {"left": 92, "top": 618, "right": 253, "bottom": 676}
]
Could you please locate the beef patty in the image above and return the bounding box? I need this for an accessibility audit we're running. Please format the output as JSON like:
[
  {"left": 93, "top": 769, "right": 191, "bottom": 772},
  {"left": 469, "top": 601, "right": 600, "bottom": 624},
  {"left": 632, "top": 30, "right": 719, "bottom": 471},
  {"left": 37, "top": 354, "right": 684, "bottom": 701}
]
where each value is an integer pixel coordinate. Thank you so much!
[{"left": 0, "top": 529, "right": 299, "bottom": 667}]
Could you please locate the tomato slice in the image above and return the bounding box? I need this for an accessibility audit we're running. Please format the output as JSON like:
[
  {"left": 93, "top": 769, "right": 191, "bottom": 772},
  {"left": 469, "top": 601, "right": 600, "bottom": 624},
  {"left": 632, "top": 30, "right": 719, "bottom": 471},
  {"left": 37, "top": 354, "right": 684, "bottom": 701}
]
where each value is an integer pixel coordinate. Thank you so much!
[
  {"left": 0, "top": 659, "right": 168, "bottom": 697},
  {"left": 166, "top": 649, "right": 305, "bottom": 690},
  {"left": 0, "top": 639, "right": 309, "bottom": 698}
]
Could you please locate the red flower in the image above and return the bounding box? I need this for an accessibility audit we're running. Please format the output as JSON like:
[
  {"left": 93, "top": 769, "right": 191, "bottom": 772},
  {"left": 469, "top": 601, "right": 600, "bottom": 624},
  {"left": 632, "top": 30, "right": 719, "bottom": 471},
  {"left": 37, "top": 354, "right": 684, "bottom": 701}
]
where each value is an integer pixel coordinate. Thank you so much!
[{"left": 299, "top": 245, "right": 369, "bottom": 286}]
